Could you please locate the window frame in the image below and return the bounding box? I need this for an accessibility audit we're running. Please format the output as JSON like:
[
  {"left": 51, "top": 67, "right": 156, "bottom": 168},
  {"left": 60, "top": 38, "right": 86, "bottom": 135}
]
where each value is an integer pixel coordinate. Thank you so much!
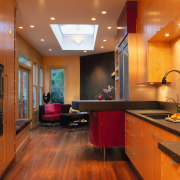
[
  {"left": 50, "top": 68, "right": 65, "bottom": 104},
  {"left": 39, "top": 67, "right": 43, "bottom": 106},
  {"left": 33, "top": 63, "right": 38, "bottom": 109}
]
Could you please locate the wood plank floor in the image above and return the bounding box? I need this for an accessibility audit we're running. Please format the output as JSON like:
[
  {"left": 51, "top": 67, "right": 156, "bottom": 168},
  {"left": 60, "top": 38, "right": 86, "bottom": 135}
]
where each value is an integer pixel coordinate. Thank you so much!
[{"left": 3, "top": 126, "right": 141, "bottom": 180}]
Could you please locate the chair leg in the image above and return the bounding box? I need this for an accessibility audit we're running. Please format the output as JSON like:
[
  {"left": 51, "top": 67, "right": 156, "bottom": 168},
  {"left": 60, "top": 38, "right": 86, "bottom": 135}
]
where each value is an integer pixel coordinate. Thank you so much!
[{"left": 103, "top": 147, "right": 106, "bottom": 161}]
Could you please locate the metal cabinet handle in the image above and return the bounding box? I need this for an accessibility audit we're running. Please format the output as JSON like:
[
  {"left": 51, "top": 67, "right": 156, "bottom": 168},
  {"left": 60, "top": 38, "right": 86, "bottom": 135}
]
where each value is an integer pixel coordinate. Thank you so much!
[
  {"left": 171, "top": 159, "right": 178, "bottom": 165},
  {"left": 5, "top": 74, "right": 8, "bottom": 124},
  {"left": 0, "top": 162, "right": 5, "bottom": 171},
  {"left": 150, "top": 133, "right": 164, "bottom": 142},
  {"left": 126, "top": 130, "right": 135, "bottom": 137},
  {"left": 126, "top": 118, "right": 134, "bottom": 123}
]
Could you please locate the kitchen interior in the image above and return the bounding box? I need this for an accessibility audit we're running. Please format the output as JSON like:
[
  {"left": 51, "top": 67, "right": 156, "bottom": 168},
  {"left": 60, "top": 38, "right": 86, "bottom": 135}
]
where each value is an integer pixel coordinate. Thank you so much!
[{"left": 0, "top": 0, "right": 180, "bottom": 179}]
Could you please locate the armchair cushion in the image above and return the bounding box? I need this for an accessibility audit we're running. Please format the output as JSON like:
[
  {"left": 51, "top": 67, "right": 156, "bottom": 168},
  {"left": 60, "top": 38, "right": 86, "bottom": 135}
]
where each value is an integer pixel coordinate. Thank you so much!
[
  {"left": 45, "top": 104, "right": 56, "bottom": 114},
  {"left": 54, "top": 103, "right": 62, "bottom": 114},
  {"left": 42, "top": 114, "right": 60, "bottom": 122}
]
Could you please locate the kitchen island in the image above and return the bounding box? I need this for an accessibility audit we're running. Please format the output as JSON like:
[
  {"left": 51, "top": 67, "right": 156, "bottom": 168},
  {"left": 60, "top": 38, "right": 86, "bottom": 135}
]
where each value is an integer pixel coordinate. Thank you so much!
[{"left": 72, "top": 100, "right": 180, "bottom": 178}]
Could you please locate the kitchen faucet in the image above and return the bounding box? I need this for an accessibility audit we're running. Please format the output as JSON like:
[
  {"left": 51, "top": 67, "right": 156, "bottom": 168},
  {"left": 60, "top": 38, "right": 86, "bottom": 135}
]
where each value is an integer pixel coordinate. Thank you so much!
[{"left": 162, "top": 69, "right": 180, "bottom": 84}]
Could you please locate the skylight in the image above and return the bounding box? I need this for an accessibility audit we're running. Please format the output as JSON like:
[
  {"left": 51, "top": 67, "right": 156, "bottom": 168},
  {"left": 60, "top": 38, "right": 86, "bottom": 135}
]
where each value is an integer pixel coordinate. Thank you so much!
[
  {"left": 59, "top": 25, "right": 95, "bottom": 35},
  {"left": 50, "top": 24, "right": 98, "bottom": 50}
]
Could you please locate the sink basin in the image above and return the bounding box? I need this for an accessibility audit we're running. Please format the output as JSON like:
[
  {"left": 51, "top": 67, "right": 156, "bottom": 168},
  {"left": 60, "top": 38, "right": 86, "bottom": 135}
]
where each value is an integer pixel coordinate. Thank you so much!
[{"left": 141, "top": 113, "right": 173, "bottom": 120}]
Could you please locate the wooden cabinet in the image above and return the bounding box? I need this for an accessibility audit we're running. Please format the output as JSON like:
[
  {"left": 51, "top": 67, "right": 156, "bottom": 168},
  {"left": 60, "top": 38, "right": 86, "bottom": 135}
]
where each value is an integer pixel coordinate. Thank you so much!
[
  {"left": 89, "top": 110, "right": 125, "bottom": 147},
  {"left": 0, "top": 138, "right": 5, "bottom": 175},
  {"left": 125, "top": 112, "right": 180, "bottom": 179},
  {"left": 0, "top": 0, "right": 15, "bottom": 177},
  {"left": 161, "top": 151, "right": 180, "bottom": 180}
]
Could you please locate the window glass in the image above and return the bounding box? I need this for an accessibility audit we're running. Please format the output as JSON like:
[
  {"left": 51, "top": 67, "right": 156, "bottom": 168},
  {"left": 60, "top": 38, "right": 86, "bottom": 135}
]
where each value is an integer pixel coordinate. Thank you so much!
[
  {"left": 39, "top": 67, "right": 43, "bottom": 105},
  {"left": 51, "top": 69, "right": 64, "bottom": 104},
  {"left": 19, "top": 56, "right": 31, "bottom": 66},
  {"left": 33, "top": 64, "right": 38, "bottom": 108}
]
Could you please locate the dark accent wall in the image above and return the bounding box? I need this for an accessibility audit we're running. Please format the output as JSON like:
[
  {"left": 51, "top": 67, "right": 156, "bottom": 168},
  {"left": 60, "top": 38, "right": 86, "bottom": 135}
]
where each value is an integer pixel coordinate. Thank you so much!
[{"left": 80, "top": 52, "right": 115, "bottom": 100}]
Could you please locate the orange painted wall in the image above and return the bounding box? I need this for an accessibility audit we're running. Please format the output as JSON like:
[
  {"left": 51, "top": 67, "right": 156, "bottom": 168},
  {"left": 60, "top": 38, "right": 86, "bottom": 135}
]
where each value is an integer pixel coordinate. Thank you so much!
[{"left": 43, "top": 56, "right": 80, "bottom": 104}]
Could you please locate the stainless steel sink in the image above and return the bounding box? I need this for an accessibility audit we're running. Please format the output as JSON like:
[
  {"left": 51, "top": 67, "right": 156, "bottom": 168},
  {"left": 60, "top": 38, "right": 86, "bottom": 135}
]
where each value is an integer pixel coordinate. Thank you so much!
[{"left": 141, "top": 113, "right": 173, "bottom": 120}]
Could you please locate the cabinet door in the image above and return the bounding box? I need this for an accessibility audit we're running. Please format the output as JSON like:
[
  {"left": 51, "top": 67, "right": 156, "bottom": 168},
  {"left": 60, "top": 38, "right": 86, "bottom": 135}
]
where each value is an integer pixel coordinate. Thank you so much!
[
  {"left": 101, "top": 111, "right": 125, "bottom": 147},
  {"left": 161, "top": 152, "right": 180, "bottom": 180}
]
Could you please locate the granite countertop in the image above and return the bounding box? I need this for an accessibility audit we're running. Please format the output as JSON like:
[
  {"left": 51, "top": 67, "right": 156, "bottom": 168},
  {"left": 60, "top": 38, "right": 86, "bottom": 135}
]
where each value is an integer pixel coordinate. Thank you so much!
[
  {"left": 158, "top": 141, "right": 180, "bottom": 164},
  {"left": 126, "top": 109, "right": 180, "bottom": 164},
  {"left": 126, "top": 109, "right": 180, "bottom": 136}
]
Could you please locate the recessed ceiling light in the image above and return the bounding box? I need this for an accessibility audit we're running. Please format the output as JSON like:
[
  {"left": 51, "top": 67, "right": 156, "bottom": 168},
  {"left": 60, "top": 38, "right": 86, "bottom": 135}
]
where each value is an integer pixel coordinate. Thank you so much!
[
  {"left": 101, "top": 11, "right": 107, "bottom": 14},
  {"left": 50, "top": 17, "right": 55, "bottom": 20},
  {"left": 107, "top": 26, "right": 112, "bottom": 29},
  {"left": 101, "top": 46, "right": 104, "bottom": 48},
  {"left": 103, "top": 39, "right": 107, "bottom": 42},
  {"left": 84, "top": 50, "right": 87, "bottom": 53},
  {"left": 49, "top": 49, "right": 52, "bottom": 51},
  {"left": 30, "top": 25, "right": 35, "bottom": 28},
  {"left": 41, "top": 39, "right": 45, "bottom": 42},
  {"left": 18, "top": 26, "right": 23, "bottom": 29},
  {"left": 179, "top": 24, "right": 180, "bottom": 27},
  {"left": 150, "top": 82, "right": 154, "bottom": 85},
  {"left": 91, "top": 18, "right": 96, "bottom": 21},
  {"left": 165, "top": 33, "right": 170, "bottom": 37}
]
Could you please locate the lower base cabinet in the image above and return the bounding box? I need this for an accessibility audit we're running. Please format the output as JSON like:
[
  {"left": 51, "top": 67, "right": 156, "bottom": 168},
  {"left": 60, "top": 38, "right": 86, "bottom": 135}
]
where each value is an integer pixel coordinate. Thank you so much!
[
  {"left": 125, "top": 113, "right": 180, "bottom": 180},
  {"left": 161, "top": 152, "right": 180, "bottom": 180}
]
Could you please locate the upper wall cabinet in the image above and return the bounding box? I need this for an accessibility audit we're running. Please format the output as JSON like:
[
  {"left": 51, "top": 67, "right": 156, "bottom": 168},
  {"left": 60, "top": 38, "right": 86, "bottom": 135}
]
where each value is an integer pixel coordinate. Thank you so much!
[{"left": 116, "top": 1, "right": 137, "bottom": 45}]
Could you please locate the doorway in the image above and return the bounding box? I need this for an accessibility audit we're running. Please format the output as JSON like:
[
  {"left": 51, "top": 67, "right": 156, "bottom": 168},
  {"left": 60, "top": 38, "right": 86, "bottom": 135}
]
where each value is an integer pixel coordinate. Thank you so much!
[{"left": 18, "top": 68, "right": 29, "bottom": 118}]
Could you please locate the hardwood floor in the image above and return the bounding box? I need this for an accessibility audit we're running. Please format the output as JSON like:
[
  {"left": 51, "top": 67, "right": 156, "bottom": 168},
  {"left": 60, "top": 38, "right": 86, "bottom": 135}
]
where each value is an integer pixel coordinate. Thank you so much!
[{"left": 3, "top": 126, "right": 140, "bottom": 180}]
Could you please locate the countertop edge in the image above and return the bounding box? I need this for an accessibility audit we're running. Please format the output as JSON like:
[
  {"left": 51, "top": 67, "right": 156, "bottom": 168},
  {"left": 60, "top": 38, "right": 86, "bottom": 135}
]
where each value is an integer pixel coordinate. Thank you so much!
[{"left": 158, "top": 142, "right": 180, "bottom": 164}]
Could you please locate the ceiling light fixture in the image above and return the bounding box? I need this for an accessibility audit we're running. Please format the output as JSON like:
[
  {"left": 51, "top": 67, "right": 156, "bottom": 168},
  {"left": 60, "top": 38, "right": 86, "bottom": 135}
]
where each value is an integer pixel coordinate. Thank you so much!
[
  {"left": 103, "top": 39, "right": 107, "bottom": 42},
  {"left": 91, "top": 18, "right": 96, "bottom": 21},
  {"left": 165, "top": 33, "right": 170, "bottom": 37},
  {"left": 18, "top": 26, "right": 23, "bottom": 29},
  {"left": 101, "top": 11, "right": 107, "bottom": 14},
  {"left": 41, "top": 39, "right": 45, "bottom": 42},
  {"left": 84, "top": 50, "right": 87, "bottom": 53},
  {"left": 30, "top": 25, "right": 35, "bottom": 28},
  {"left": 107, "top": 26, "right": 112, "bottom": 29},
  {"left": 101, "top": 46, "right": 104, "bottom": 48},
  {"left": 50, "top": 17, "right": 55, "bottom": 20},
  {"left": 49, "top": 49, "right": 52, "bottom": 51}
]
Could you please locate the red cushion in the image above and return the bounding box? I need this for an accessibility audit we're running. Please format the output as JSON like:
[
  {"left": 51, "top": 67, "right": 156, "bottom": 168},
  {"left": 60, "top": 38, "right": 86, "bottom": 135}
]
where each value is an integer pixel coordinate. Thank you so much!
[
  {"left": 42, "top": 114, "right": 60, "bottom": 121},
  {"left": 45, "top": 104, "right": 56, "bottom": 114},
  {"left": 54, "top": 103, "right": 62, "bottom": 113}
]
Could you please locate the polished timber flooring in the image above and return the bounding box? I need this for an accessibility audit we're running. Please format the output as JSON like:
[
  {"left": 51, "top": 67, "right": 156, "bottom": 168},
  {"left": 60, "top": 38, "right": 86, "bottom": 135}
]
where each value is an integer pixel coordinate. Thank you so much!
[{"left": 3, "top": 125, "right": 140, "bottom": 180}]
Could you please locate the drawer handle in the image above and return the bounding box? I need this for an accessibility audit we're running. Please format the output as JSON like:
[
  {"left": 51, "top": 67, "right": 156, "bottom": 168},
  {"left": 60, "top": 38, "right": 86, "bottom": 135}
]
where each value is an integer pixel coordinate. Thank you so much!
[
  {"left": 126, "top": 130, "right": 135, "bottom": 137},
  {"left": 126, "top": 118, "right": 134, "bottom": 123},
  {"left": 126, "top": 149, "right": 135, "bottom": 156},
  {"left": 150, "top": 133, "right": 164, "bottom": 142},
  {"left": 171, "top": 159, "right": 178, "bottom": 165},
  {"left": 0, "top": 146, "right": 4, "bottom": 153},
  {"left": 0, "top": 162, "right": 5, "bottom": 171}
]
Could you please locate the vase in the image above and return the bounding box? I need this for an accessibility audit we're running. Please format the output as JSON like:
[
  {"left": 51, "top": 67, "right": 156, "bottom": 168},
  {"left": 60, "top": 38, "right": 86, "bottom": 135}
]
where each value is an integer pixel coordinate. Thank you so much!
[{"left": 104, "top": 92, "right": 110, "bottom": 100}]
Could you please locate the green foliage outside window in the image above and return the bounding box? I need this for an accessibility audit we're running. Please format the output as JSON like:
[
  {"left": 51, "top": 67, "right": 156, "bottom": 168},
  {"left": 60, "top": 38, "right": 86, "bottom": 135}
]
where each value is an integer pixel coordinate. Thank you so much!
[{"left": 51, "top": 69, "right": 64, "bottom": 104}]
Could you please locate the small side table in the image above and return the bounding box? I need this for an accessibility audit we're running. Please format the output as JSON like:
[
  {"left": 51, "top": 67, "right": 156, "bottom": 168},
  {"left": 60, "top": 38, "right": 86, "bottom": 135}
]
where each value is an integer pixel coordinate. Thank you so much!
[{"left": 60, "top": 112, "right": 89, "bottom": 126}]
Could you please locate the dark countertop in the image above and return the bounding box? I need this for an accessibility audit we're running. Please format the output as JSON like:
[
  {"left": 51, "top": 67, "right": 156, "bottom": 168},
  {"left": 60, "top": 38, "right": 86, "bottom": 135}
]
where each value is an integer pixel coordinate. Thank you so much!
[
  {"left": 158, "top": 141, "right": 180, "bottom": 164},
  {"left": 72, "top": 100, "right": 160, "bottom": 111},
  {"left": 126, "top": 109, "right": 180, "bottom": 164},
  {"left": 126, "top": 110, "right": 180, "bottom": 136}
]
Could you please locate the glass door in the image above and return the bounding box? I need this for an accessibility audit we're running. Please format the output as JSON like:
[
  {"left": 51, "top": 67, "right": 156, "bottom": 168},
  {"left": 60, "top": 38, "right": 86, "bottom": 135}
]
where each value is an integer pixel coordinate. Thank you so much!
[{"left": 18, "top": 68, "right": 29, "bottom": 118}]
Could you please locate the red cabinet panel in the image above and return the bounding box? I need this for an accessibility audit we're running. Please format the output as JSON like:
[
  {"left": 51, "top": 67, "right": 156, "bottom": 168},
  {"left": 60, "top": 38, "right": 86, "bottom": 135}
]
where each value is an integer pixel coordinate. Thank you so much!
[{"left": 89, "top": 110, "right": 125, "bottom": 147}]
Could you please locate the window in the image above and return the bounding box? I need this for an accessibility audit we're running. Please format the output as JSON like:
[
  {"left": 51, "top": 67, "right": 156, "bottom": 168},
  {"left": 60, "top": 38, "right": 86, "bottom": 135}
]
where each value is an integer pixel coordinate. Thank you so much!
[
  {"left": 19, "top": 55, "right": 31, "bottom": 67},
  {"left": 33, "top": 64, "right": 38, "bottom": 108},
  {"left": 39, "top": 67, "right": 43, "bottom": 105},
  {"left": 51, "top": 69, "right": 64, "bottom": 104}
]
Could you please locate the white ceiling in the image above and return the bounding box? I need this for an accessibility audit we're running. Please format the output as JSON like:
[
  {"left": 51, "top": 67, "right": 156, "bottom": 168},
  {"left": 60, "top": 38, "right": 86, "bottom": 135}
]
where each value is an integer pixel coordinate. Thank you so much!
[{"left": 16, "top": 0, "right": 126, "bottom": 56}]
